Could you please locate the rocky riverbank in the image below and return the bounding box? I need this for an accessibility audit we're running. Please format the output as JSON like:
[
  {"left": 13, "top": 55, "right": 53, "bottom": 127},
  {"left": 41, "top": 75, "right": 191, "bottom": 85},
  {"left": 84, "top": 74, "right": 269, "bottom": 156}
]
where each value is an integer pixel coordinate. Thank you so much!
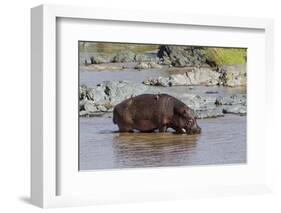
[
  {"left": 79, "top": 44, "right": 247, "bottom": 118},
  {"left": 143, "top": 65, "right": 246, "bottom": 87},
  {"left": 79, "top": 80, "right": 246, "bottom": 119},
  {"left": 82, "top": 45, "right": 246, "bottom": 87}
]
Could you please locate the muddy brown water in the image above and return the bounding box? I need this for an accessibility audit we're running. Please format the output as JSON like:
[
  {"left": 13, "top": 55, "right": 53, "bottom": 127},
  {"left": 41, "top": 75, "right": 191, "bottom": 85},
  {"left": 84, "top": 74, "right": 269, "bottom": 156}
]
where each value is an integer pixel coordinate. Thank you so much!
[
  {"left": 79, "top": 114, "right": 246, "bottom": 170},
  {"left": 79, "top": 69, "right": 246, "bottom": 170}
]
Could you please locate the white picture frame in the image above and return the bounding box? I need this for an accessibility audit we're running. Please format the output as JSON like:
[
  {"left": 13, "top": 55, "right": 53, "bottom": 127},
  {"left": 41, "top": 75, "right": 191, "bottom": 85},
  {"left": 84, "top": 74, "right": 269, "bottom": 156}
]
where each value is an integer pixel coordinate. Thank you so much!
[{"left": 31, "top": 4, "right": 274, "bottom": 208}]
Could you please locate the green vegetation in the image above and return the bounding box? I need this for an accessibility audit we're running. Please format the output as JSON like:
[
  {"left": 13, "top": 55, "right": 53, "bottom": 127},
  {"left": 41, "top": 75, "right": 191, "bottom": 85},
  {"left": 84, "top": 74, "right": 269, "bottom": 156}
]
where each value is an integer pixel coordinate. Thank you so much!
[{"left": 204, "top": 48, "right": 246, "bottom": 65}]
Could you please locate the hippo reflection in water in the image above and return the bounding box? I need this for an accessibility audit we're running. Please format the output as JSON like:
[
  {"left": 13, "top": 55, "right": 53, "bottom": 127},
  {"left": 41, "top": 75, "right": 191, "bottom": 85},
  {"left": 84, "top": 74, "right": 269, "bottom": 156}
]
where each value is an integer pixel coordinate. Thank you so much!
[{"left": 113, "top": 94, "right": 201, "bottom": 134}]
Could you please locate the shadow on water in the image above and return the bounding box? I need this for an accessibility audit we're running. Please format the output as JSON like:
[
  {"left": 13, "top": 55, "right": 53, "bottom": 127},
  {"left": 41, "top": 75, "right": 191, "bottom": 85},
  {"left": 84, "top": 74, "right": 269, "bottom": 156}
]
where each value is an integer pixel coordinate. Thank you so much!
[{"left": 112, "top": 133, "right": 200, "bottom": 168}]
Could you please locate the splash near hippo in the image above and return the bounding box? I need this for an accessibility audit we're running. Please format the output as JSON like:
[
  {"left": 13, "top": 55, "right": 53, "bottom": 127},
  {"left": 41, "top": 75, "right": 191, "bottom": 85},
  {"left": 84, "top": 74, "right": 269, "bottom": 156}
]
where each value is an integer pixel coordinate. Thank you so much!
[{"left": 113, "top": 94, "right": 201, "bottom": 134}]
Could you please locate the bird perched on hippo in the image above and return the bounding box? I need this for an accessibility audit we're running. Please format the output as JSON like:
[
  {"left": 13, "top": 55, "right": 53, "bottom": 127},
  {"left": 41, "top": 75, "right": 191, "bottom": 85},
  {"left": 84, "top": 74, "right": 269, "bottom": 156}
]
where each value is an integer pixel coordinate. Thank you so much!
[{"left": 113, "top": 94, "right": 201, "bottom": 134}]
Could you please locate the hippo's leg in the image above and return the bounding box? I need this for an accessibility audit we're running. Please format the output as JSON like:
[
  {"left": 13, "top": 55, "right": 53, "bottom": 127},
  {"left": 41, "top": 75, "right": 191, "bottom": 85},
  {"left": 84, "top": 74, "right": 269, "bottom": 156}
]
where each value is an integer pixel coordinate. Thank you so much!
[
  {"left": 159, "top": 125, "right": 167, "bottom": 132},
  {"left": 119, "top": 128, "right": 134, "bottom": 133},
  {"left": 118, "top": 124, "right": 134, "bottom": 132}
]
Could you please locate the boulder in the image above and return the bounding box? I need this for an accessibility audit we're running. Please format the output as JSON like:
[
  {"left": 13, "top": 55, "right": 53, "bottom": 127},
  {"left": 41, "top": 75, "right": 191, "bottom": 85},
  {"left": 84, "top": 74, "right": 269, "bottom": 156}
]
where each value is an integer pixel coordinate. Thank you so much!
[
  {"left": 80, "top": 82, "right": 145, "bottom": 114},
  {"left": 135, "top": 62, "right": 163, "bottom": 70},
  {"left": 79, "top": 84, "right": 88, "bottom": 100},
  {"left": 222, "top": 105, "right": 247, "bottom": 115},
  {"left": 100, "top": 80, "right": 148, "bottom": 105},
  {"left": 169, "top": 93, "right": 223, "bottom": 118},
  {"left": 90, "top": 54, "right": 112, "bottom": 64},
  {"left": 143, "top": 67, "right": 221, "bottom": 86},
  {"left": 183, "top": 67, "right": 221, "bottom": 86},
  {"left": 112, "top": 50, "right": 135, "bottom": 63},
  {"left": 79, "top": 99, "right": 87, "bottom": 111},
  {"left": 135, "top": 62, "right": 150, "bottom": 69},
  {"left": 195, "top": 108, "right": 224, "bottom": 119},
  {"left": 135, "top": 54, "right": 154, "bottom": 62},
  {"left": 79, "top": 110, "right": 89, "bottom": 116},
  {"left": 215, "top": 94, "right": 246, "bottom": 105},
  {"left": 84, "top": 100, "right": 98, "bottom": 112},
  {"left": 149, "top": 62, "right": 162, "bottom": 69},
  {"left": 87, "top": 86, "right": 107, "bottom": 104},
  {"left": 220, "top": 64, "right": 246, "bottom": 87},
  {"left": 169, "top": 74, "right": 189, "bottom": 86},
  {"left": 157, "top": 45, "right": 207, "bottom": 67},
  {"left": 143, "top": 76, "right": 171, "bottom": 87},
  {"left": 161, "top": 56, "right": 172, "bottom": 65}
]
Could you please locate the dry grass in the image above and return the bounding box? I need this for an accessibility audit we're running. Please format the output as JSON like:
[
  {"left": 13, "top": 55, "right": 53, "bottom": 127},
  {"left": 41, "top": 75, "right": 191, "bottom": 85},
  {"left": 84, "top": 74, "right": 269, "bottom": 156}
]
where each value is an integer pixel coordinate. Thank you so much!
[{"left": 204, "top": 48, "right": 246, "bottom": 65}]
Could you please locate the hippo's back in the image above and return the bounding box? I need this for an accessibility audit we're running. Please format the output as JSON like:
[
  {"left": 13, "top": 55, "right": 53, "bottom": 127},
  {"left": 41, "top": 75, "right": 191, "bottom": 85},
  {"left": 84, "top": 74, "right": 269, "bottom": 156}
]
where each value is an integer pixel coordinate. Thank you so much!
[{"left": 114, "top": 94, "right": 174, "bottom": 122}]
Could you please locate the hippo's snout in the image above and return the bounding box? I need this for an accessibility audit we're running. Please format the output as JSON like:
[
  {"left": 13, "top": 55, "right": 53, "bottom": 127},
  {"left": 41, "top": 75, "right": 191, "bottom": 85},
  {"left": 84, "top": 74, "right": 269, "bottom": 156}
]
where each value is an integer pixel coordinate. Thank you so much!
[
  {"left": 189, "top": 127, "right": 201, "bottom": 134},
  {"left": 188, "top": 119, "right": 201, "bottom": 134}
]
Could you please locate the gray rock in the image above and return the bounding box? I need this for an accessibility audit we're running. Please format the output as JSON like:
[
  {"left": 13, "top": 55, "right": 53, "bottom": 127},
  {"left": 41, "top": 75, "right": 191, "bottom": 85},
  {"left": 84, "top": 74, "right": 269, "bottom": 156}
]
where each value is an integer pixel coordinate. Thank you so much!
[
  {"left": 84, "top": 59, "right": 91, "bottom": 66},
  {"left": 135, "top": 62, "right": 162, "bottom": 70},
  {"left": 169, "top": 74, "right": 189, "bottom": 86},
  {"left": 79, "top": 84, "right": 88, "bottom": 100},
  {"left": 84, "top": 100, "right": 98, "bottom": 112},
  {"left": 143, "top": 77, "right": 171, "bottom": 87},
  {"left": 79, "top": 110, "right": 89, "bottom": 116},
  {"left": 180, "top": 94, "right": 209, "bottom": 109},
  {"left": 87, "top": 86, "right": 107, "bottom": 104},
  {"left": 79, "top": 98, "right": 87, "bottom": 110},
  {"left": 143, "top": 67, "right": 221, "bottom": 86},
  {"left": 135, "top": 54, "right": 153, "bottom": 62},
  {"left": 90, "top": 54, "right": 112, "bottom": 64},
  {"left": 96, "top": 105, "right": 108, "bottom": 112},
  {"left": 161, "top": 56, "right": 172, "bottom": 65},
  {"left": 135, "top": 62, "right": 150, "bottom": 69},
  {"left": 195, "top": 108, "right": 224, "bottom": 119},
  {"left": 80, "top": 82, "right": 148, "bottom": 114},
  {"left": 149, "top": 62, "right": 162, "bottom": 69},
  {"left": 222, "top": 105, "right": 247, "bottom": 115},
  {"left": 99, "top": 80, "right": 148, "bottom": 105},
  {"left": 112, "top": 50, "right": 136, "bottom": 63},
  {"left": 184, "top": 68, "right": 221, "bottom": 86},
  {"left": 114, "top": 81, "right": 147, "bottom": 99},
  {"left": 172, "top": 94, "right": 222, "bottom": 119},
  {"left": 219, "top": 65, "right": 246, "bottom": 87},
  {"left": 215, "top": 94, "right": 246, "bottom": 105},
  {"left": 157, "top": 45, "right": 207, "bottom": 67}
]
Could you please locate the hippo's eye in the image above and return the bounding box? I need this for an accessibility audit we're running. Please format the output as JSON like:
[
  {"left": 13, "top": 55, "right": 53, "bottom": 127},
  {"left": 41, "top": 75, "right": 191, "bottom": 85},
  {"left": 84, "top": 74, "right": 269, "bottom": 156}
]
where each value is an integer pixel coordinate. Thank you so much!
[{"left": 183, "top": 110, "right": 189, "bottom": 117}]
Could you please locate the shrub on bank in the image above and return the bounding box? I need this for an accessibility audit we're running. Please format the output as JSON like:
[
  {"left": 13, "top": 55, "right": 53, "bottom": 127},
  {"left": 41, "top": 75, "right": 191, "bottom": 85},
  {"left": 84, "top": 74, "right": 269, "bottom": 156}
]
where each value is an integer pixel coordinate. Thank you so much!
[{"left": 204, "top": 48, "right": 246, "bottom": 66}]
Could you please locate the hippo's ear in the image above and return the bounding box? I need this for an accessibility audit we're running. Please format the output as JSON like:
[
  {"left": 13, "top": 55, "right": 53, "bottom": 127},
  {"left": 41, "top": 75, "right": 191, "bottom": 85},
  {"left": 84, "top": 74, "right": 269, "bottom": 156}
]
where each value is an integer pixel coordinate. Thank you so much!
[{"left": 174, "top": 106, "right": 186, "bottom": 116}]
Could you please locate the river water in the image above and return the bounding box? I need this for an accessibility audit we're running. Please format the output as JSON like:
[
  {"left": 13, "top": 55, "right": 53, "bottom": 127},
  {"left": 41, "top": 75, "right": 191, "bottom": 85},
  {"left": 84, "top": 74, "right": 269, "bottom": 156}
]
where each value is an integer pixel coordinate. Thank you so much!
[
  {"left": 80, "top": 115, "right": 246, "bottom": 170},
  {"left": 79, "top": 69, "right": 246, "bottom": 170}
]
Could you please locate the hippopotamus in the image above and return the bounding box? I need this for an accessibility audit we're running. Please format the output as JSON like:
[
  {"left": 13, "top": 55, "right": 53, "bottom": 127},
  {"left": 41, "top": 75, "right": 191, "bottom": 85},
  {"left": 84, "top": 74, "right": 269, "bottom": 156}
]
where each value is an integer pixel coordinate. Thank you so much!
[{"left": 113, "top": 94, "right": 201, "bottom": 134}]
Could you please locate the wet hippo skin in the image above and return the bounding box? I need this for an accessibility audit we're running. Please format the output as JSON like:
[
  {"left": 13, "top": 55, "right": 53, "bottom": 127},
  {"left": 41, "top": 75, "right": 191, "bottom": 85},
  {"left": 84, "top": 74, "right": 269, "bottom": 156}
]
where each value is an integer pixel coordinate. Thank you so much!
[{"left": 113, "top": 94, "right": 201, "bottom": 134}]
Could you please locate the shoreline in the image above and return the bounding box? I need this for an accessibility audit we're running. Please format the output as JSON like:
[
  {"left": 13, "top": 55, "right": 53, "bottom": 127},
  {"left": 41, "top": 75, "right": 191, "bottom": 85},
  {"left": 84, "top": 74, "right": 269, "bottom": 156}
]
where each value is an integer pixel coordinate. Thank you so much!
[{"left": 79, "top": 80, "right": 246, "bottom": 119}]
